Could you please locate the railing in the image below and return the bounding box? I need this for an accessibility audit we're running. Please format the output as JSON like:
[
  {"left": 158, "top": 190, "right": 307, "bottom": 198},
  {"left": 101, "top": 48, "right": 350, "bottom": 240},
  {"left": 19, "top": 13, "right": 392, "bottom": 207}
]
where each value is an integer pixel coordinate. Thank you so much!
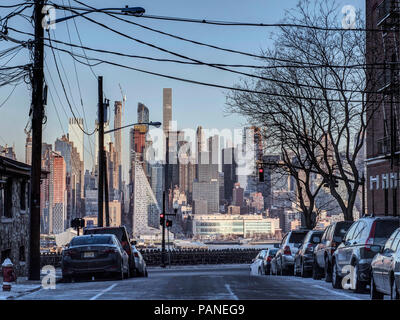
[
  {"left": 377, "top": 0, "right": 400, "bottom": 27},
  {"left": 40, "top": 248, "right": 261, "bottom": 268}
]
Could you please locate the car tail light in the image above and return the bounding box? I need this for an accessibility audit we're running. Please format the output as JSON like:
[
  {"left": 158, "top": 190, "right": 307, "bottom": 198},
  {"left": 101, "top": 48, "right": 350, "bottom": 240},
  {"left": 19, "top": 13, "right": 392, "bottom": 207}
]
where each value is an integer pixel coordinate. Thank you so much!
[
  {"left": 330, "top": 242, "right": 338, "bottom": 254},
  {"left": 64, "top": 249, "right": 77, "bottom": 257},
  {"left": 104, "top": 248, "right": 118, "bottom": 254},
  {"left": 283, "top": 246, "right": 291, "bottom": 255},
  {"left": 365, "top": 222, "right": 376, "bottom": 251},
  {"left": 134, "top": 252, "right": 139, "bottom": 258},
  {"left": 266, "top": 256, "right": 272, "bottom": 262}
]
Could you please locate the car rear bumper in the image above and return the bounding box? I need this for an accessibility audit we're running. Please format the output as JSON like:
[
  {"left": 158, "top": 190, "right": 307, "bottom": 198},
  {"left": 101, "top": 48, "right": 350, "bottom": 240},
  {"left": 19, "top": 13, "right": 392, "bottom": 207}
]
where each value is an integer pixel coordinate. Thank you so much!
[{"left": 62, "top": 257, "right": 121, "bottom": 275}]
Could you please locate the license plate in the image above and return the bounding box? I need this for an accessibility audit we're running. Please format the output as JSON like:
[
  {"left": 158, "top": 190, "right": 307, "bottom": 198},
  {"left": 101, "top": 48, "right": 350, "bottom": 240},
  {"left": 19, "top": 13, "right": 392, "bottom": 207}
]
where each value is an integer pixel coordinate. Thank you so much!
[{"left": 83, "top": 252, "right": 95, "bottom": 258}]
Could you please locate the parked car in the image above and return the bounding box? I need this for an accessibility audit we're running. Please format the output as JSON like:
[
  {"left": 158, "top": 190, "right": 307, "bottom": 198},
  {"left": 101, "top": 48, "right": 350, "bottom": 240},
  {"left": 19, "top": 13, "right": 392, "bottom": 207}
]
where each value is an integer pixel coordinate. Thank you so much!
[
  {"left": 370, "top": 227, "right": 400, "bottom": 300},
  {"left": 263, "top": 248, "right": 278, "bottom": 275},
  {"left": 61, "top": 234, "right": 129, "bottom": 281},
  {"left": 250, "top": 249, "right": 268, "bottom": 275},
  {"left": 83, "top": 226, "right": 136, "bottom": 277},
  {"left": 312, "top": 221, "right": 353, "bottom": 281},
  {"left": 294, "top": 230, "right": 323, "bottom": 277},
  {"left": 131, "top": 244, "right": 148, "bottom": 277},
  {"left": 331, "top": 216, "right": 400, "bottom": 292},
  {"left": 273, "top": 229, "right": 309, "bottom": 275}
]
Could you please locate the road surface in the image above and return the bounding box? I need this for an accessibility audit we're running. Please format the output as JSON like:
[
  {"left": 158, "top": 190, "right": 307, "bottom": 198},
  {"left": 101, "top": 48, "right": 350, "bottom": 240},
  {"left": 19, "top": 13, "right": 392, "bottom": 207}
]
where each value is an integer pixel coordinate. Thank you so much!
[{"left": 18, "top": 264, "right": 369, "bottom": 300}]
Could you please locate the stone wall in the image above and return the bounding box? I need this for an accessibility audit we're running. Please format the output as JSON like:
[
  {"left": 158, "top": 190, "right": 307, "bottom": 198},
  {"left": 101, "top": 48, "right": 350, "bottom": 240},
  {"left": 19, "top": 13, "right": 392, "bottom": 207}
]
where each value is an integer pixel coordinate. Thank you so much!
[{"left": 0, "top": 177, "right": 30, "bottom": 276}]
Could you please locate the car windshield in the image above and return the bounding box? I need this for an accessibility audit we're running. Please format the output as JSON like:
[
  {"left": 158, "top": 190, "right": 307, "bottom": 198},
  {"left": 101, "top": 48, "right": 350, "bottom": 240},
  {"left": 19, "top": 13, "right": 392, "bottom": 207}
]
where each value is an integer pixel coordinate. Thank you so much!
[
  {"left": 268, "top": 249, "right": 278, "bottom": 256},
  {"left": 374, "top": 220, "right": 400, "bottom": 239},
  {"left": 289, "top": 232, "right": 308, "bottom": 243},
  {"left": 84, "top": 228, "right": 124, "bottom": 242},
  {"left": 70, "top": 236, "right": 113, "bottom": 246}
]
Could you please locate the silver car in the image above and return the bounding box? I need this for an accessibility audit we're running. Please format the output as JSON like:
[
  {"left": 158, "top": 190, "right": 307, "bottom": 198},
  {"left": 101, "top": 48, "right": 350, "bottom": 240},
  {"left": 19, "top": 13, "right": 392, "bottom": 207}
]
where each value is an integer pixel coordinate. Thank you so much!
[
  {"left": 272, "top": 230, "right": 309, "bottom": 275},
  {"left": 131, "top": 244, "right": 148, "bottom": 277}
]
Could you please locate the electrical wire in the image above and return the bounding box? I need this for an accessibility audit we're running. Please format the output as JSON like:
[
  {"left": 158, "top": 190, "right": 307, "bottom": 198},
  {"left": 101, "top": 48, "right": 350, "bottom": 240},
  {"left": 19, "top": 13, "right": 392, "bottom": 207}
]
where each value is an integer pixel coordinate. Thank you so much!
[
  {"left": 46, "top": 43, "right": 391, "bottom": 104},
  {"left": 47, "top": 32, "right": 96, "bottom": 136},
  {"left": 0, "top": 83, "right": 18, "bottom": 108}
]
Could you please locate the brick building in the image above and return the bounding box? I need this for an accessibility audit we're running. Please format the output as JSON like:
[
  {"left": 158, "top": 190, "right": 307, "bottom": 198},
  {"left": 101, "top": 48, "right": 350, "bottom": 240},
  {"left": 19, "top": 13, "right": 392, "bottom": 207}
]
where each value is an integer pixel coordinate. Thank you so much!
[{"left": 366, "top": 0, "right": 400, "bottom": 215}]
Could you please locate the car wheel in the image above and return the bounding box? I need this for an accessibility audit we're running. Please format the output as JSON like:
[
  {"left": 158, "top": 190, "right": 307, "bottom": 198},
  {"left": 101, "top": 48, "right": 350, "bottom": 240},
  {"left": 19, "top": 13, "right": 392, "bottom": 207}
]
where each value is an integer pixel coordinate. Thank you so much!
[
  {"left": 144, "top": 269, "right": 148, "bottom": 277},
  {"left": 116, "top": 264, "right": 124, "bottom": 280},
  {"left": 301, "top": 261, "right": 308, "bottom": 278},
  {"left": 312, "top": 259, "right": 321, "bottom": 280},
  {"left": 124, "top": 265, "right": 130, "bottom": 279},
  {"left": 331, "top": 260, "right": 342, "bottom": 289},
  {"left": 370, "top": 274, "right": 384, "bottom": 300},
  {"left": 266, "top": 266, "right": 271, "bottom": 275},
  {"left": 293, "top": 262, "right": 297, "bottom": 276},
  {"left": 352, "top": 264, "right": 366, "bottom": 293},
  {"left": 258, "top": 267, "right": 262, "bottom": 275},
  {"left": 390, "top": 277, "right": 399, "bottom": 300},
  {"left": 324, "top": 257, "right": 332, "bottom": 283}
]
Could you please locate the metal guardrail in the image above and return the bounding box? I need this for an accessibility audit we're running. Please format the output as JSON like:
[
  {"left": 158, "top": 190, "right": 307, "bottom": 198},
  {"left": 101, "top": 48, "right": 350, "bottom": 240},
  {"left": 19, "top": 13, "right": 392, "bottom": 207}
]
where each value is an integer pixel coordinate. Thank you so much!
[{"left": 40, "top": 248, "right": 260, "bottom": 268}]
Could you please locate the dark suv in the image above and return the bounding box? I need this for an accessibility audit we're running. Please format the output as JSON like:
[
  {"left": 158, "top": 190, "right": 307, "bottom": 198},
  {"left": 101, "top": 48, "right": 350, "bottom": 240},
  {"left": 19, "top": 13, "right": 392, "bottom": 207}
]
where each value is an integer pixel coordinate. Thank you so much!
[
  {"left": 331, "top": 216, "right": 400, "bottom": 292},
  {"left": 294, "top": 230, "right": 323, "bottom": 277},
  {"left": 83, "top": 226, "right": 135, "bottom": 277},
  {"left": 312, "top": 221, "right": 353, "bottom": 281}
]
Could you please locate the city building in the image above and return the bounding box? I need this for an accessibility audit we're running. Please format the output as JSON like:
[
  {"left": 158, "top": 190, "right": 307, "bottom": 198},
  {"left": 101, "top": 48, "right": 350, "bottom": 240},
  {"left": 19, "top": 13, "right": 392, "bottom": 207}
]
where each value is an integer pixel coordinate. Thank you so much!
[
  {"left": 114, "top": 101, "right": 123, "bottom": 191},
  {"left": 163, "top": 88, "right": 172, "bottom": 134},
  {"left": 222, "top": 147, "right": 238, "bottom": 202},
  {"left": 365, "top": 0, "right": 400, "bottom": 216},
  {"left": 68, "top": 118, "right": 84, "bottom": 163},
  {"left": 49, "top": 152, "right": 67, "bottom": 234},
  {"left": 192, "top": 179, "right": 219, "bottom": 214},
  {"left": 25, "top": 133, "right": 32, "bottom": 165},
  {"left": 232, "top": 183, "right": 244, "bottom": 207},
  {"left": 0, "top": 144, "right": 16, "bottom": 160},
  {"left": 191, "top": 214, "right": 279, "bottom": 238}
]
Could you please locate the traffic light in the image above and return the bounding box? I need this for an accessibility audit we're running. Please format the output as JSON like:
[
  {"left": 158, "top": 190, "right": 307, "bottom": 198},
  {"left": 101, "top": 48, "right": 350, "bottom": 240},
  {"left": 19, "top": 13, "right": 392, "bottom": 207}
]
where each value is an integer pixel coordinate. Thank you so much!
[
  {"left": 258, "top": 167, "right": 264, "bottom": 182},
  {"left": 160, "top": 213, "right": 165, "bottom": 226},
  {"left": 166, "top": 220, "right": 172, "bottom": 228}
]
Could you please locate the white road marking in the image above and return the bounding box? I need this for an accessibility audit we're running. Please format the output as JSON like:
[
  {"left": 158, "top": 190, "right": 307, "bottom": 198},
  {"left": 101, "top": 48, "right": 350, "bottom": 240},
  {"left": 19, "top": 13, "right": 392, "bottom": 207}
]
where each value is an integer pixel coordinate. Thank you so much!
[
  {"left": 312, "top": 285, "right": 361, "bottom": 300},
  {"left": 224, "top": 284, "right": 239, "bottom": 300},
  {"left": 90, "top": 283, "right": 118, "bottom": 300}
]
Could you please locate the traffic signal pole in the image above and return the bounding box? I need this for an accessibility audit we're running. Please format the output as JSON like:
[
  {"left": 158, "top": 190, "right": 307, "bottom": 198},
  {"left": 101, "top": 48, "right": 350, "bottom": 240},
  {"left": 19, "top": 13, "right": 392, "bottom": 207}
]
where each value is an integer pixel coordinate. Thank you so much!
[
  {"left": 161, "top": 192, "right": 166, "bottom": 267},
  {"left": 28, "top": 0, "right": 45, "bottom": 280}
]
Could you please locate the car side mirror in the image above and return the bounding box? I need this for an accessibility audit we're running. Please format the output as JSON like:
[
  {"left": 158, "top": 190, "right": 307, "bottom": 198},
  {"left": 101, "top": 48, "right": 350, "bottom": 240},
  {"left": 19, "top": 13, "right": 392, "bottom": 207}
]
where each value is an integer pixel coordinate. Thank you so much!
[
  {"left": 130, "top": 240, "right": 137, "bottom": 245},
  {"left": 251, "top": 258, "right": 256, "bottom": 263}
]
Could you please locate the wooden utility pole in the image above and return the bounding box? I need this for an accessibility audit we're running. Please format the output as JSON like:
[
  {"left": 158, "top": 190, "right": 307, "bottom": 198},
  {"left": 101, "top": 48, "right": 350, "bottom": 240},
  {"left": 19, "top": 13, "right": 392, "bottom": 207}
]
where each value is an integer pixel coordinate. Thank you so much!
[
  {"left": 98, "top": 76, "right": 104, "bottom": 227},
  {"left": 28, "top": 0, "right": 45, "bottom": 280}
]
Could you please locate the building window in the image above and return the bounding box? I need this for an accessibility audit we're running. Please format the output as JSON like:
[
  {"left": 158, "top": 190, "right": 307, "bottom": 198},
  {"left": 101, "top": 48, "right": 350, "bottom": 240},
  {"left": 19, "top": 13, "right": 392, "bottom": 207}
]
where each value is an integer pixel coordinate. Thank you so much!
[
  {"left": 20, "top": 180, "right": 26, "bottom": 211},
  {"left": 3, "top": 178, "right": 13, "bottom": 218},
  {"left": 19, "top": 246, "right": 26, "bottom": 262}
]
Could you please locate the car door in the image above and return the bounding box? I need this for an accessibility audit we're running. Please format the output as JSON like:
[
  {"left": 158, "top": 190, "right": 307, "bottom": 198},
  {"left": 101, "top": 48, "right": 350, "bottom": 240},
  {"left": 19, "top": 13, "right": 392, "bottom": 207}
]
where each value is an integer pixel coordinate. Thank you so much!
[
  {"left": 277, "top": 234, "right": 288, "bottom": 270},
  {"left": 316, "top": 226, "right": 329, "bottom": 267},
  {"left": 337, "top": 222, "right": 358, "bottom": 271},
  {"left": 392, "top": 231, "right": 400, "bottom": 291},
  {"left": 380, "top": 231, "right": 398, "bottom": 293}
]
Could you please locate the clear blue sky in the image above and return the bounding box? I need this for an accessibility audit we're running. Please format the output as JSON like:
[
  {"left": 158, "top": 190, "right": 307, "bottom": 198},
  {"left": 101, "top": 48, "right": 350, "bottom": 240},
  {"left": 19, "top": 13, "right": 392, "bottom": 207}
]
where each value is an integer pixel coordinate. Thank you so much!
[{"left": 0, "top": 0, "right": 365, "bottom": 181}]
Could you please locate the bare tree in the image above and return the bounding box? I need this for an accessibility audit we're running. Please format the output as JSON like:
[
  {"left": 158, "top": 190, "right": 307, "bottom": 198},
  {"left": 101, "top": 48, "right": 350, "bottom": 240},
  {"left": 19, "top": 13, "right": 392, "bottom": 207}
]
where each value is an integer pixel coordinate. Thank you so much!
[{"left": 227, "top": 0, "right": 382, "bottom": 222}]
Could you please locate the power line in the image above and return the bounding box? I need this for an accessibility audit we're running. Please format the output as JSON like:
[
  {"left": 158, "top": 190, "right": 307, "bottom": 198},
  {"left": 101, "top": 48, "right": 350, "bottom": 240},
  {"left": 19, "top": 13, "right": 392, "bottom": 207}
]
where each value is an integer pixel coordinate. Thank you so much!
[
  {"left": 47, "top": 32, "right": 96, "bottom": 136},
  {"left": 47, "top": 44, "right": 390, "bottom": 104},
  {"left": 8, "top": 26, "right": 400, "bottom": 70},
  {"left": 51, "top": 11, "right": 393, "bottom": 96},
  {"left": 58, "top": 1, "right": 399, "bottom": 33},
  {"left": 0, "top": 83, "right": 18, "bottom": 108},
  {"left": 47, "top": 42, "right": 395, "bottom": 97}
]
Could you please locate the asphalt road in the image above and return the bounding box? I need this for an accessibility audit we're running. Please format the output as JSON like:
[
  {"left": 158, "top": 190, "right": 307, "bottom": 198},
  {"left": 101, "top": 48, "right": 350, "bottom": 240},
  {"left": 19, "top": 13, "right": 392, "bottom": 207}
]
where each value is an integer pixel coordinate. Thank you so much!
[{"left": 18, "top": 264, "right": 370, "bottom": 300}]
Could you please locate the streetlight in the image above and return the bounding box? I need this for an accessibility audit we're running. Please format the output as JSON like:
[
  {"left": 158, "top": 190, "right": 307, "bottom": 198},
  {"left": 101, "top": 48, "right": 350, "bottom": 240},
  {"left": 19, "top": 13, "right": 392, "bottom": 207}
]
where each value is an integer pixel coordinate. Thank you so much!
[
  {"left": 104, "top": 121, "right": 161, "bottom": 134},
  {"left": 46, "top": 6, "right": 145, "bottom": 27}
]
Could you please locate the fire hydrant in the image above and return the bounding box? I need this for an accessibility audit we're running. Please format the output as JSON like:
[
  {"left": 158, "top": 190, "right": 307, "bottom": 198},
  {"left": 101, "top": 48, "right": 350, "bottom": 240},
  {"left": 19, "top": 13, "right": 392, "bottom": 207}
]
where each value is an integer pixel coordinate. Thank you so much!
[{"left": 2, "top": 258, "right": 17, "bottom": 291}]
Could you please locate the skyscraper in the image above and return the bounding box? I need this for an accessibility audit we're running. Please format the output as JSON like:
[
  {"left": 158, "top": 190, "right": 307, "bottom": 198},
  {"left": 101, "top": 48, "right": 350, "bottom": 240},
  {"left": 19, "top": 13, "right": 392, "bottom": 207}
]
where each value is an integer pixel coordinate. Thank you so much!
[
  {"left": 163, "top": 88, "right": 172, "bottom": 134},
  {"left": 25, "top": 133, "right": 32, "bottom": 165},
  {"left": 138, "top": 102, "right": 149, "bottom": 125},
  {"left": 114, "top": 101, "right": 122, "bottom": 191},
  {"left": 49, "top": 152, "right": 67, "bottom": 234},
  {"left": 222, "top": 147, "right": 238, "bottom": 202},
  {"left": 68, "top": 118, "right": 84, "bottom": 164}
]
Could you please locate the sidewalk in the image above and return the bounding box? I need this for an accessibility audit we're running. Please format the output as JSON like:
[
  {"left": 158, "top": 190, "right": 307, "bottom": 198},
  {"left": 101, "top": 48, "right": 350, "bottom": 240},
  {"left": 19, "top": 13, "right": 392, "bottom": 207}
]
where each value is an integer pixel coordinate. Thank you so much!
[{"left": 0, "top": 268, "right": 62, "bottom": 300}]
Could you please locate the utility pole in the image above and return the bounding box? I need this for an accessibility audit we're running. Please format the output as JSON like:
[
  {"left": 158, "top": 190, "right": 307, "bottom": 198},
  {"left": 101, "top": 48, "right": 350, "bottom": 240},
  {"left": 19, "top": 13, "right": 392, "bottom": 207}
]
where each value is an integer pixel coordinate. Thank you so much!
[
  {"left": 104, "top": 149, "right": 110, "bottom": 226},
  {"left": 28, "top": 0, "right": 45, "bottom": 281},
  {"left": 161, "top": 135, "right": 169, "bottom": 267},
  {"left": 161, "top": 192, "right": 166, "bottom": 267},
  {"left": 98, "top": 76, "right": 104, "bottom": 227}
]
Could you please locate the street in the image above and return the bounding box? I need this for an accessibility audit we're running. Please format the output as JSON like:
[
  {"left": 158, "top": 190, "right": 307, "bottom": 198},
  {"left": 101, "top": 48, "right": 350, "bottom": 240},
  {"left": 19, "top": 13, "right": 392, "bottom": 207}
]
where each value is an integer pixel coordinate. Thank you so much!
[{"left": 18, "top": 264, "right": 369, "bottom": 300}]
